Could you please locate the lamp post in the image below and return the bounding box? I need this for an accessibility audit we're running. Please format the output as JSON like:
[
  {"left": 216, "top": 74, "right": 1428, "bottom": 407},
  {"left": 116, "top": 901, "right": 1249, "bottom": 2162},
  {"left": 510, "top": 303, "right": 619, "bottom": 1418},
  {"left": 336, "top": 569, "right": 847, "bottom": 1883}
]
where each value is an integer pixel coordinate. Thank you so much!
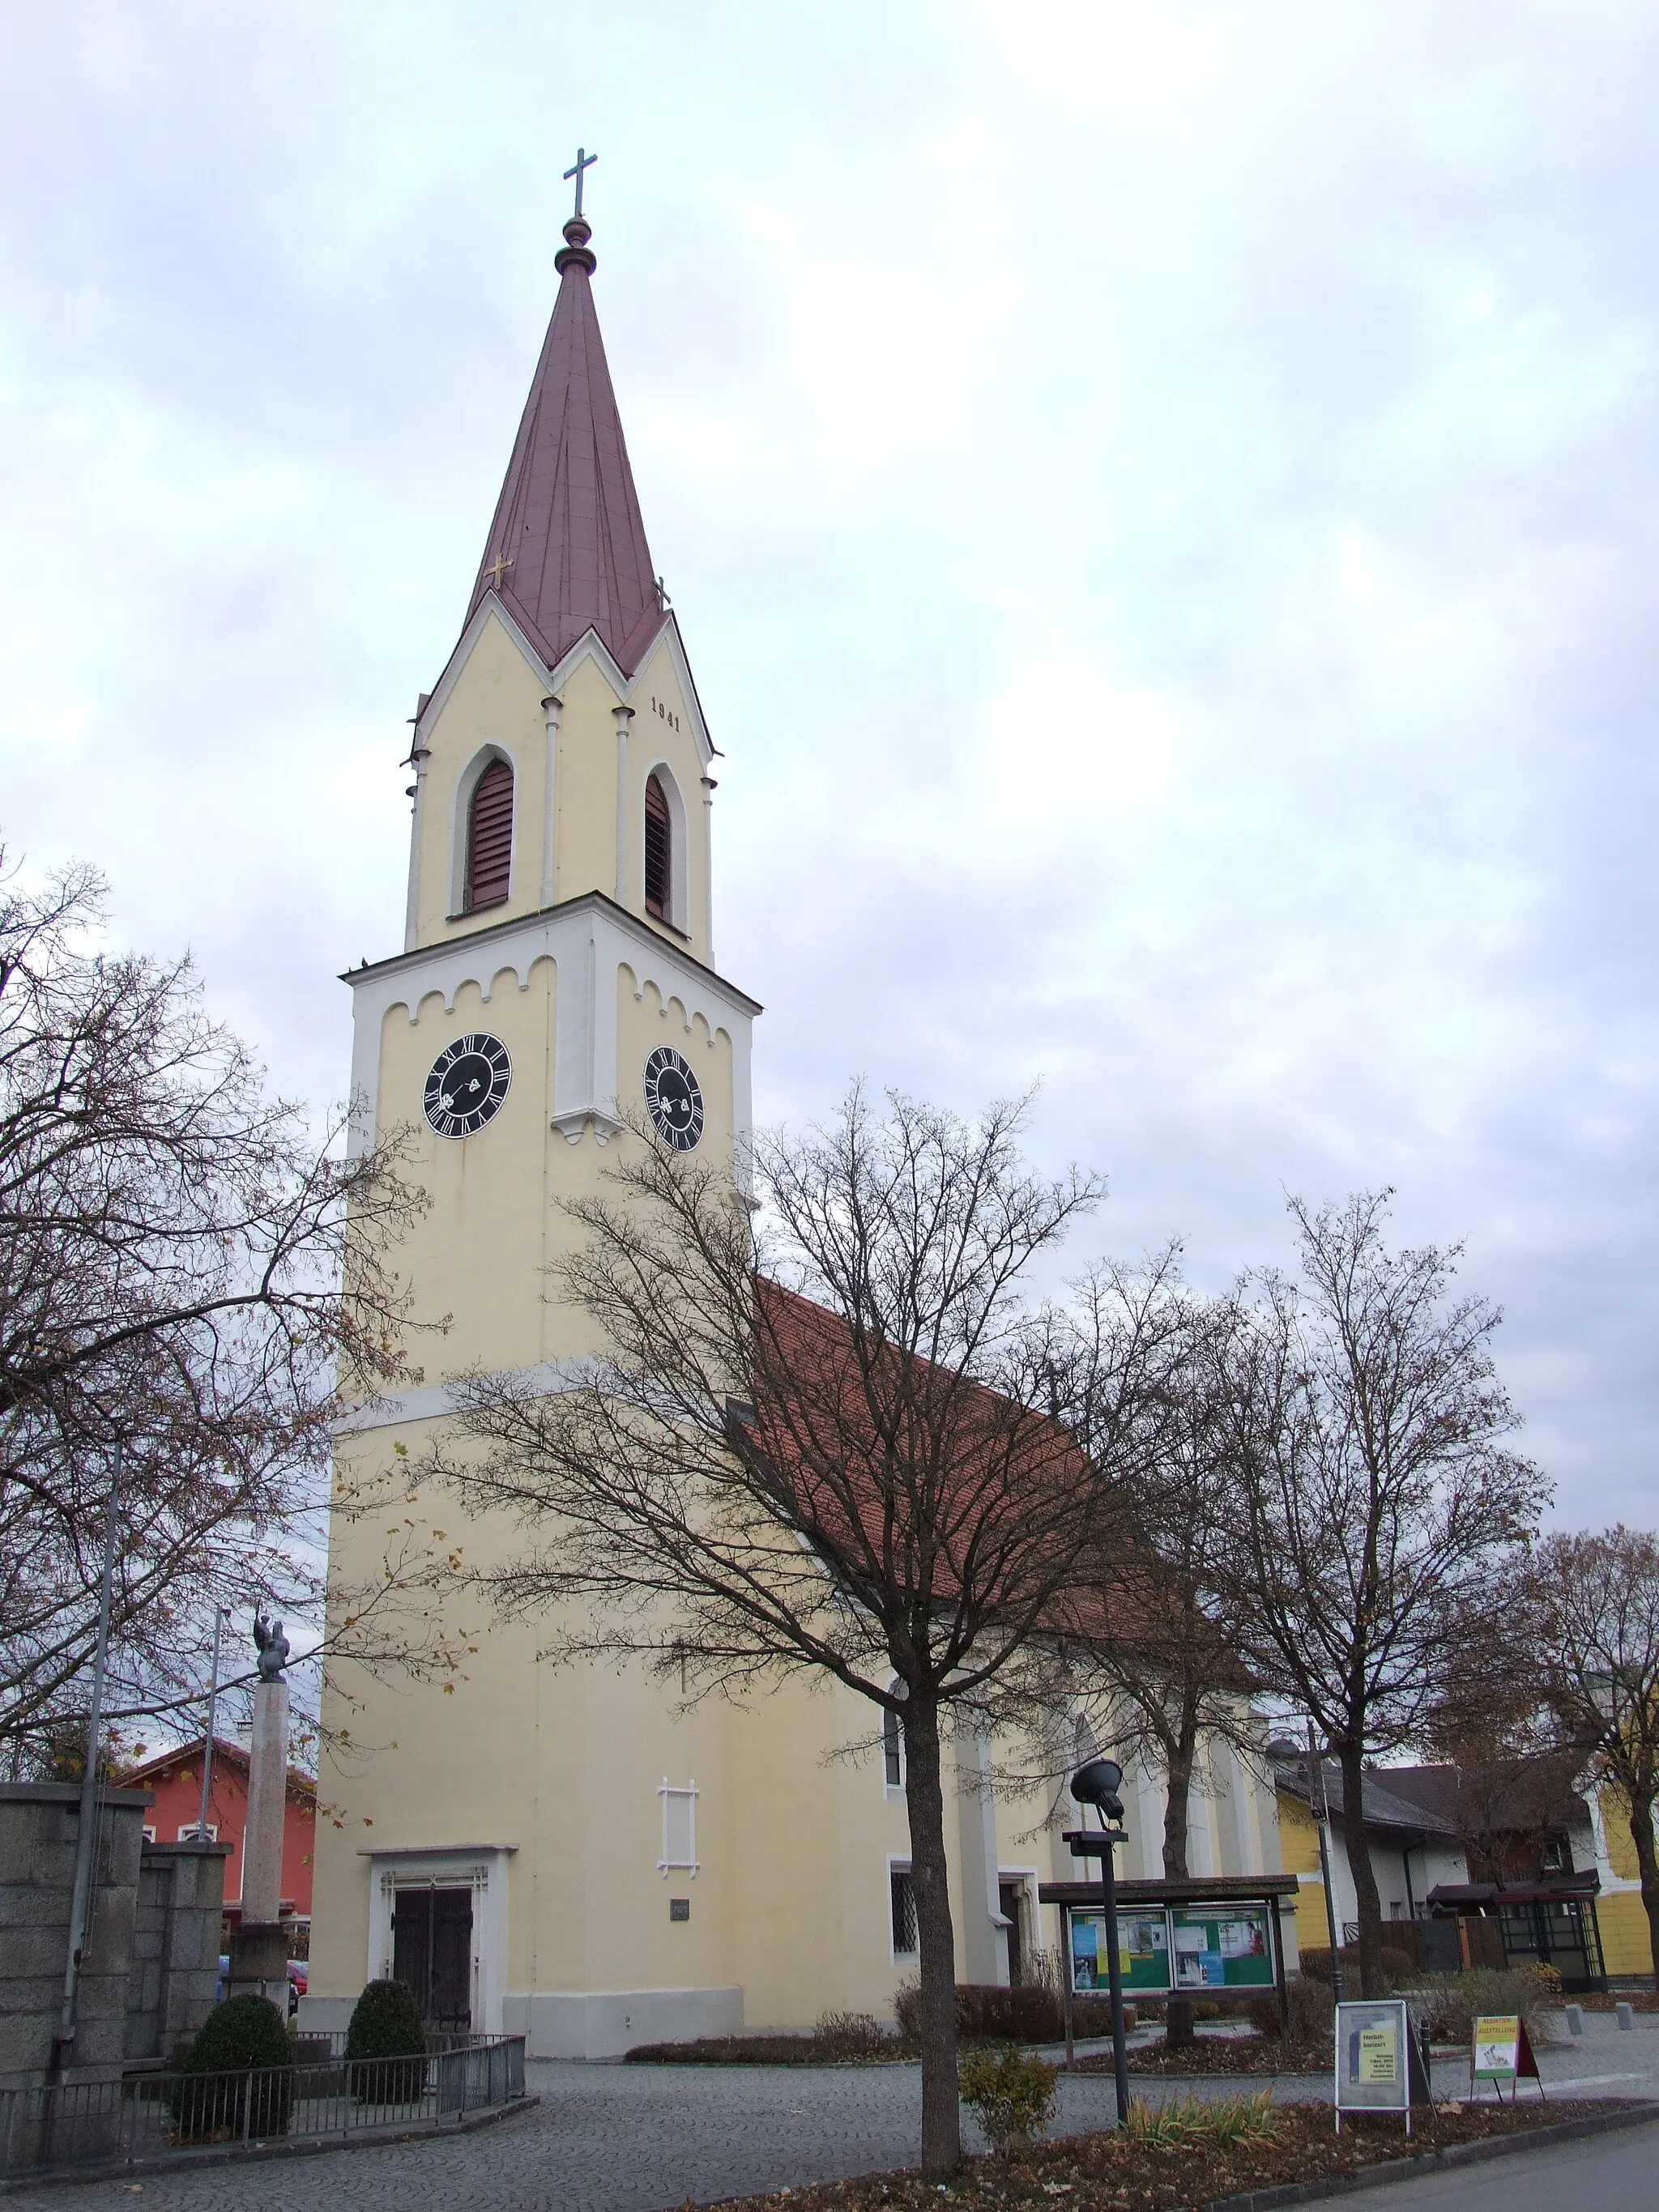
[
  {"left": 198, "top": 1606, "right": 225, "bottom": 1840},
  {"left": 55, "top": 1439, "right": 123, "bottom": 2073},
  {"left": 1306, "top": 1720, "right": 1345, "bottom": 2003},
  {"left": 1065, "top": 1755, "right": 1131, "bottom": 2126}
]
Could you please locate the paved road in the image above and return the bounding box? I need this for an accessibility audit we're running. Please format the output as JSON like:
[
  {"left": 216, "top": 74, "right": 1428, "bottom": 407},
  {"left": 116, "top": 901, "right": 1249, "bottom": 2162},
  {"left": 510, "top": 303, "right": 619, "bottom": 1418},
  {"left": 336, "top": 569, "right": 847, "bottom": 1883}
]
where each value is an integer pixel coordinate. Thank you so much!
[
  {"left": 1332, "top": 2114, "right": 1659, "bottom": 2210},
  {"left": 3, "top": 2016, "right": 1655, "bottom": 2212}
]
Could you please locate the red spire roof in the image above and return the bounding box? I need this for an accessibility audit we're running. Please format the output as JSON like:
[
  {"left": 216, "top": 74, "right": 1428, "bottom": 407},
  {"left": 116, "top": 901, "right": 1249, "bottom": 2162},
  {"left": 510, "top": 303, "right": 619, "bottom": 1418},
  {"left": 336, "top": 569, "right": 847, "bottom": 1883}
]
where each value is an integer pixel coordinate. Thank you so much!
[{"left": 465, "top": 215, "right": 664, "bottom": 677}]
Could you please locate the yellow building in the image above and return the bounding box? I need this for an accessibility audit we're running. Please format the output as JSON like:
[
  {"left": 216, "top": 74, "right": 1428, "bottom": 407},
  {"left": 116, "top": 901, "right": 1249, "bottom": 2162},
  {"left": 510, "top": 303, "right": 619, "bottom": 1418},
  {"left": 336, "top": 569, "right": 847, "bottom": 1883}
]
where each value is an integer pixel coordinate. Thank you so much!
[
  {"left": 1586, "top": 1784, "right": 1657, "bottom": 1978},
  {"left": 303, "top": 206, "right": 1285, "bottom": 2056}
]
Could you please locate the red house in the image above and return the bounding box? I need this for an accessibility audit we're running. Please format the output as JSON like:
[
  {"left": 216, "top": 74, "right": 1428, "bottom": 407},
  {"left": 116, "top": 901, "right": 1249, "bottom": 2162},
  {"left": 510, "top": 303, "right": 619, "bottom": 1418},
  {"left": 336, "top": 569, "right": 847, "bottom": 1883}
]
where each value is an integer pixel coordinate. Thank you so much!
[{"left": 121, "top": 1737, "right": 316, "bottom": 1934}]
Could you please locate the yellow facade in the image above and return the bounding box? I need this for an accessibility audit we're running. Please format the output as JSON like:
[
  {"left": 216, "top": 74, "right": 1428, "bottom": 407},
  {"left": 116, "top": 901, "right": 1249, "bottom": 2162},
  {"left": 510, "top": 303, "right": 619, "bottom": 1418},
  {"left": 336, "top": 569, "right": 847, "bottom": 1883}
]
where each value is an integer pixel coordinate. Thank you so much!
[
  {"left": 1274, "top": 1789, "right": 1328, "bottom": 1962},
  {"left": 1591, "top": 1784, "right": 1656, "bottom": 1978},
  {"left": 308, "top": 567, "right": 1288, "bottom": 2054}
]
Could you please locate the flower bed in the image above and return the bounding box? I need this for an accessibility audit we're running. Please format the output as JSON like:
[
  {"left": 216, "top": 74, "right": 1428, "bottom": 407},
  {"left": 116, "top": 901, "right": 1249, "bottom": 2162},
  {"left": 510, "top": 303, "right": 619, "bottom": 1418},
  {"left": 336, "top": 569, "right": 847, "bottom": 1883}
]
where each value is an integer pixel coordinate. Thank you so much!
[
  {"left": 710, "top": 2099, "right": 1635, "bottom": 2212},
  {"left": 1077, "top": 2033, "right": 1332, "bottom": 2077}
]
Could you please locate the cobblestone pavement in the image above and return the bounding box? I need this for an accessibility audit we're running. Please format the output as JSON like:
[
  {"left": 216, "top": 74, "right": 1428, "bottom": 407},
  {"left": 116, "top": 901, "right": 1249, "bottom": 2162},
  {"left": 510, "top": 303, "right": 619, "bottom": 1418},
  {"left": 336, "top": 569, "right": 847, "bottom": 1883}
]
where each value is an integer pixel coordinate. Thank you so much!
[
  {"left": 5, "top": 2023, "right": 1656, "bottom": 2212},
  {"left": 0, "top": 2059, "right": 1311, "bottom": 2212}
]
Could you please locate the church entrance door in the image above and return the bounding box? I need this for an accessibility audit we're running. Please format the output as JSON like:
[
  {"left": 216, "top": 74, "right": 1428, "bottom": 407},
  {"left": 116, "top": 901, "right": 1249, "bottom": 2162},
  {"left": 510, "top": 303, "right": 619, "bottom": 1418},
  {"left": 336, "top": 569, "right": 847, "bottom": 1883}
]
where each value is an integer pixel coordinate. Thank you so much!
[{"left": 391, "top": 1883, "right": 474, "bottom": 2032}]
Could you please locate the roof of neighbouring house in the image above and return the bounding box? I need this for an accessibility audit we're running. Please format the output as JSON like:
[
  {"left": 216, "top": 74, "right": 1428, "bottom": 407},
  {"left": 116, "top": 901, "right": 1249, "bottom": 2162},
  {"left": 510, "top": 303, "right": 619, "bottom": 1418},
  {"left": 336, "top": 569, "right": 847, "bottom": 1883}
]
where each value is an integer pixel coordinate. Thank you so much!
[
  {"left": 117, "top": 1735, "right": 316, "bottom": 1805},
  {"left": 1365, "top": 1758, "right": 1589, "bottom": 1839},
  {"left": 1271, "top": 1752, "right": 1460, "bottom": 1839}
]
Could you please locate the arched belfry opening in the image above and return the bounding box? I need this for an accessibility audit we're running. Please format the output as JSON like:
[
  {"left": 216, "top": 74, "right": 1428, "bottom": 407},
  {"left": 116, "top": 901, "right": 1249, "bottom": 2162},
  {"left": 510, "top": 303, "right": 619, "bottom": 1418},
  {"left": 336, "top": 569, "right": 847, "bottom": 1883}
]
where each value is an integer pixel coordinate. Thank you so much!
[
  {"left": 465, "top": 757, "right": 514, "bottom": 912},
  {"left": 644, "top": 771, "right": 672, "bottom": 921}
]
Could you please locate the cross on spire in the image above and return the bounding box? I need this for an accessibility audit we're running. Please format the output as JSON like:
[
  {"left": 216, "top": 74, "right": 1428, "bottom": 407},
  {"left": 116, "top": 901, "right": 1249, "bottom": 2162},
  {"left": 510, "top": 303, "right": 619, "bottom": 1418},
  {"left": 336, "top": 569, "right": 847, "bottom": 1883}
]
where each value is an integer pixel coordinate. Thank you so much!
[
  {"left": 483, "top": 552, "right": 514, "bottom": 590},
  {"left": 564, "top": 146, "right": 597, "bottom": 219}
]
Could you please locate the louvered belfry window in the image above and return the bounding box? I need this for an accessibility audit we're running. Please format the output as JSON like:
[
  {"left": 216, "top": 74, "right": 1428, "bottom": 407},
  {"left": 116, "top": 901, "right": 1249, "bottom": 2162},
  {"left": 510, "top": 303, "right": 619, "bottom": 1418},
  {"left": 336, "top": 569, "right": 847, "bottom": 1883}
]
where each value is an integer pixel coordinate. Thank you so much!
[
  {"left": 465, "top": 758, "right": 514, "bottom": 911},
  {"left": 644, "top": 773, "right": 672, "bottom": 920}
]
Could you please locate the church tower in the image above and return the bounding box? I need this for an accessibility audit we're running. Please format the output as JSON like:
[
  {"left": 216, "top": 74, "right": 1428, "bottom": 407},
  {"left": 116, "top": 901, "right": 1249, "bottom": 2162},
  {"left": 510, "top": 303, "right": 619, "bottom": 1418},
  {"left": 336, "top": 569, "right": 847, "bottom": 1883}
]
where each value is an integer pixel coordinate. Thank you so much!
[
  {"left": 340, "top": 208, "right": 758, "bottom": 1381},
  {"left": 309, "top": 209, "right": 778, "bottom": 2053}
]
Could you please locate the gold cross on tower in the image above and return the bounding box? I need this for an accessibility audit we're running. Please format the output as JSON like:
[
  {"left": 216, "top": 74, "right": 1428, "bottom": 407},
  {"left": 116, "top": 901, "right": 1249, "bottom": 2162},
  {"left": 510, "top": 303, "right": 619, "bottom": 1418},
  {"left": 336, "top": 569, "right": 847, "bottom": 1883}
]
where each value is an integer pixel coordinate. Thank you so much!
[{"left": 483, "top": 552, "right": 514, "bottom": 591}]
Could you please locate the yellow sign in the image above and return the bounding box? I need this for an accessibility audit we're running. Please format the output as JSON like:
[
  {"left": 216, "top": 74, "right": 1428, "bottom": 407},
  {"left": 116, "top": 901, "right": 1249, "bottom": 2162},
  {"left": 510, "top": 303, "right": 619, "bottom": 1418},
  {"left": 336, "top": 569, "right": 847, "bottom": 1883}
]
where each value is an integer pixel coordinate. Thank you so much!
[
  {"left": 1473, "top": 2014, "right": 1520, "bottom": 2080},
  {"left": 1357, "top": 2025, "right": 1398, "bottom": 2085}
]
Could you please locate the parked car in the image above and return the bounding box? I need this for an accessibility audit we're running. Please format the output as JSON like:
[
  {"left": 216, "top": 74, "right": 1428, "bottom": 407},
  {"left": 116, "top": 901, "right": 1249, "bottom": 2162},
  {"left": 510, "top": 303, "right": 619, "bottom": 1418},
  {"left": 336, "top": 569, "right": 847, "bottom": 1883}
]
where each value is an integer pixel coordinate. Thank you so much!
[{"left": 287, "top": 1957, "right": 308, "bottom": 2014}]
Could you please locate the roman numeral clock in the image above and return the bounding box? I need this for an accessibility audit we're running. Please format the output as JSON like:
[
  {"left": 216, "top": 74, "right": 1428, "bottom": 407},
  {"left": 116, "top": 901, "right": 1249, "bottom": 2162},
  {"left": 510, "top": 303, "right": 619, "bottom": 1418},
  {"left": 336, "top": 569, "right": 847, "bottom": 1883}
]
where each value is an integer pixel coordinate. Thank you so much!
[
  {"left": 424, "top": 1034, "right": 512, "bottom": 1139},
  {"left": 422, "top": 1036, "right": 706, "bottom": 1153}
]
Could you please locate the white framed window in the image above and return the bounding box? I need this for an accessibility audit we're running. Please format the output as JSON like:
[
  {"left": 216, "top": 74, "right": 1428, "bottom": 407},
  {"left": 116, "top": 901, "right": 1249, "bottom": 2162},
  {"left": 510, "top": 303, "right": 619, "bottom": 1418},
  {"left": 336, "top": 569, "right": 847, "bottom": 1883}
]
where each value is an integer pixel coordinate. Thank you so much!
[
  {"left": 142, "top": 1826, "right": 157, "bottom": 1843},
  {"left": 177, "top": 1822, "right": 218, "bottom": 1842},
  {"left": 889, "top": 1859, "right": 918, "bottom": 1957},
  {"left": 659, "top": 1779, "right": 699, "bottom": 1875}
]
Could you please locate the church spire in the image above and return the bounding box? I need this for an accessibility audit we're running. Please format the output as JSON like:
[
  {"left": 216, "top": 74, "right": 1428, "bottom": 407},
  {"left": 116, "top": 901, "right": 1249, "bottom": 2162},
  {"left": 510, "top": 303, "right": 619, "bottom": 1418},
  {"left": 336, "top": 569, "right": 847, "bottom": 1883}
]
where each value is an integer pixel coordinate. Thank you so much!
[{"left": 464, "top": 206, "right": 664, "bottom": 679}]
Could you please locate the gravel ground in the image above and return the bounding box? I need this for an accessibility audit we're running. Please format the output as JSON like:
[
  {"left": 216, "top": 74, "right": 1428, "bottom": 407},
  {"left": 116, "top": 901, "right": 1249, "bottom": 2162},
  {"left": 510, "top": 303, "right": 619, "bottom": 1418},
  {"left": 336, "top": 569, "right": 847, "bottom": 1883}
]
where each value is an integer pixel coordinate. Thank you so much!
[{"left": 2, "top": 2011, "right": 1655, "bottom": 2212}]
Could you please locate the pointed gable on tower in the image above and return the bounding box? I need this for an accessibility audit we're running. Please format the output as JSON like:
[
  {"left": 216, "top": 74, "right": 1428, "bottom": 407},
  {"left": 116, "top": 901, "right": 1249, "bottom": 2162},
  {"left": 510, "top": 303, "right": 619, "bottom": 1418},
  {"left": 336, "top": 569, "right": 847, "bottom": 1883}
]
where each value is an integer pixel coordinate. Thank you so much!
[{"left": 464, "top": 214, "right": 666, "bottom": 678}]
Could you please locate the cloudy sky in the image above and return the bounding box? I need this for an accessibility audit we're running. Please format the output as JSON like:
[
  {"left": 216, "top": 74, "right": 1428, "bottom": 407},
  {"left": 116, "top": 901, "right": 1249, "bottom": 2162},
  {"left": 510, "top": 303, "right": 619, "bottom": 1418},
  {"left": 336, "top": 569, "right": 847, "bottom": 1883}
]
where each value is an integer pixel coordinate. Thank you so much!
[{"left": 2, "top": 2, "right": 1655, "bottom": 1530}]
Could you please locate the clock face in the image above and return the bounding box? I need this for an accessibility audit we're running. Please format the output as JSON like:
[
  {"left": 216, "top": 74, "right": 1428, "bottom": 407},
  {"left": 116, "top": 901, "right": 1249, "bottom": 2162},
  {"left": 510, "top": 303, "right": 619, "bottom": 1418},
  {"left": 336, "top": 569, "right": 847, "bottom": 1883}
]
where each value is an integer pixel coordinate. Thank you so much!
[
  {"left": 424, "top": 1033, "right": 512, "bottom": 1139},
  {"left": 643, "top": 1046, "right": 704, "bottom": 1152}
]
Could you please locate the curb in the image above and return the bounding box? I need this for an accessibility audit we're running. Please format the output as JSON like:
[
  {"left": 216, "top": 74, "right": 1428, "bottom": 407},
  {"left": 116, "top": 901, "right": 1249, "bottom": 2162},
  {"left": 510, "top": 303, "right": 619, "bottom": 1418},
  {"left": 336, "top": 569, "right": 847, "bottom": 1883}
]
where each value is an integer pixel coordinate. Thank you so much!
[
  {"left": 0, "top": 2093, "right": 540, "bottom": 2195},
  {"left": 1202, "top": 2099, "right": 1659, "bottom": 2212}
]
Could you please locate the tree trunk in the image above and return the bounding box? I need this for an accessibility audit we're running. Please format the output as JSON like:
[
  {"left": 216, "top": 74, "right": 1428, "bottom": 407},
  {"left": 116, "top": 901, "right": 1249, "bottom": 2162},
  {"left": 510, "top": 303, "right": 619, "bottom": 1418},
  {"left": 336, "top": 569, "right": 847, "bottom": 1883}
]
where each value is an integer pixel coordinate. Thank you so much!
[
  {"left": 904, "top": 1692, "right": 961, "bottom": 2175},
  {"left": 1162, "top": 1732, "right": 1196, "bottom": 2049},
  {"left": 1625, "top": 1788, "right": 1659, "bottom": 1984},
  {"left": 1338, "top": 1741, "right": 1385, "bottom": 1997}
]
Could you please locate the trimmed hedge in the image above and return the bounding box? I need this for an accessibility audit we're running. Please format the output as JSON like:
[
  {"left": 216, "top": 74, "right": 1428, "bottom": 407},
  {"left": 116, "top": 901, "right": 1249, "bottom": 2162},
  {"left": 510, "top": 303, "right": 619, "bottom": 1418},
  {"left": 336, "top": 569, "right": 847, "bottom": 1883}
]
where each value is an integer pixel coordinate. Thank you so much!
[
  {"left": 896, "top": 1981, "right": 1064, "bottom": 2044},
  {"left": 345, "top": 1978, "right": 428, "bottom": 2103},
  {"left": 168, "top": 1995, "right": 294, "bottom": 2141}
]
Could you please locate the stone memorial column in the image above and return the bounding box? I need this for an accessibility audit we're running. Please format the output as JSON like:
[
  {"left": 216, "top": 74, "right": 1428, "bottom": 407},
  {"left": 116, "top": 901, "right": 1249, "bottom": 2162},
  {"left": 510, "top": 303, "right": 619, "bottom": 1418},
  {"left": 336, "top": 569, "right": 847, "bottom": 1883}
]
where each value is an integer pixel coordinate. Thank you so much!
[{"left": 228, "top": 1613, "right": 291, "bottom": 2006}]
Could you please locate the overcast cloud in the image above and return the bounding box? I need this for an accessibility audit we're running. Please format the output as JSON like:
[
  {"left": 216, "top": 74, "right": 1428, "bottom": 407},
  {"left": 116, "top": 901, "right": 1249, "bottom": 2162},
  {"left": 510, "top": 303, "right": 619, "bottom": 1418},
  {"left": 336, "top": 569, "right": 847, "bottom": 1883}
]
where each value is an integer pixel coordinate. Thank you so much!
[{"left": 2, "top": 1, "right": 1655, "bottom": 1528}]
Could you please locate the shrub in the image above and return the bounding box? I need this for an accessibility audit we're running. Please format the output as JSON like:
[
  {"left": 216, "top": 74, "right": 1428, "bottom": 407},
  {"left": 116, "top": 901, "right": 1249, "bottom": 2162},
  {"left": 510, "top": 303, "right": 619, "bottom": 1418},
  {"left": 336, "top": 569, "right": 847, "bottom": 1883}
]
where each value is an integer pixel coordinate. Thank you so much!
[
  {"left": 812, "top": 2010, "right": 890, "bottom": 2061},
  {"left": 168, "top": 1995, "right": 294, "bottom": 2141},
  {"left": 957, "top": 2046, "right": 1058, "bottom": 2149},
  {"left": 1412, "top": 1967, "right": 1555, "bottom": 2046},
  {"left": 893, "top": 1981, "right": 1063, "bottom": 2044},
  {"left": 344, "top": 1978, "right": 428, "bottom": 2103},
  {"left": 1123, "top": 2090, "right": 1279, "bottom": 2148},
  {"left": 1070, "top": 1994, "right": 1136, "bottom": 2037},
  {"left": 1299, "top": 1945, "right": 1414, "bottom": 1990},
  {"left": 961, "top": 1985, "right": 1064, "bottom": 2042},
  {"left": 1243, "top": 1978, "right": 1333, "bottom": 2046}
]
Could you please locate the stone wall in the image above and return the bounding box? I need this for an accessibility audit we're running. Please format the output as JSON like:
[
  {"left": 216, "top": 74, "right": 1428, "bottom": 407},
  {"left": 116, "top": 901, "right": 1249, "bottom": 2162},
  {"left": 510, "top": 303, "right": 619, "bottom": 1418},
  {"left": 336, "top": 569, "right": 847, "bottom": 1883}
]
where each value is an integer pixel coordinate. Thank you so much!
[
  {"left": 124, "top": 1839, "right": 231, "bottom": 2064},
  {"left": 0, "top": 1784, "right": 228, "bottom": 2091},
  {"left": 0, "top": 1782, "right": 151, "bottom": 2089}
]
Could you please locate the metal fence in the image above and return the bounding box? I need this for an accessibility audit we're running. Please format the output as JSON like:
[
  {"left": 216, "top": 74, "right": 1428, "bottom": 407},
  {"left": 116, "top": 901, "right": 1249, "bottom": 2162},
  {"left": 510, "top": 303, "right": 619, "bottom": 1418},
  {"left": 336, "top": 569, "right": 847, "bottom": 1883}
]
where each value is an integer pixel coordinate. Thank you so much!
[{"left": 0, "top": 2036, "right": 527, "bottom": 2180}]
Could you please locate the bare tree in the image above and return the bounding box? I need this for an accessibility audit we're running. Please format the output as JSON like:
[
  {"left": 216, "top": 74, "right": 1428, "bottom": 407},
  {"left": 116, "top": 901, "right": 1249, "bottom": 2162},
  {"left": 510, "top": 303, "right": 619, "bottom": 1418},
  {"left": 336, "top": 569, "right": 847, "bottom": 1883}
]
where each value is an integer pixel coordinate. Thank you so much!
[
  {"left": 1008, "top": 1259, "right": 1263, "bottom": 2043},
  {"left": 1527, "top": 1526, "right": 1659, "bottom": 1976},
  {"left": 1419, "top": 1638, "right": 1584, "bottom": 1886},
  {"left": 0, "top": 855, "right": 427, "bottom": 1755},
  {"left": 430, "top": 1089, "right": 1158, "bottom": 2173},
  {"left": 1213, "top": 1191, "right": 1548, "bottom": 1997}
]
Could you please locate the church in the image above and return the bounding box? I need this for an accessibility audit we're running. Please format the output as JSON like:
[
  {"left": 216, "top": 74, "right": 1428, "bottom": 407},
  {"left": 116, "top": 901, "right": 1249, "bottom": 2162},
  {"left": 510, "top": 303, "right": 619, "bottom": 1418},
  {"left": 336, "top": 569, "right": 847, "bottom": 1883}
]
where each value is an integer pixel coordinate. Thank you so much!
[{"left": 303, "top": 198, "right": 1286, "bottom": 2059}]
